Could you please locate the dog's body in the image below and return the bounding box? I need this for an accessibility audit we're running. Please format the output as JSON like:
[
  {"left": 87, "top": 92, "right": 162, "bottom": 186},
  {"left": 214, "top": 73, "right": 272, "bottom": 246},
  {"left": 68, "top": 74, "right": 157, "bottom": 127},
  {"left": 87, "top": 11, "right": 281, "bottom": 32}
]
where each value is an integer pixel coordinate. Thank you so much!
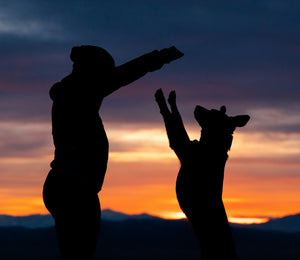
[{"left": 155, "top": 89, "right": 249, "bottom": 259}]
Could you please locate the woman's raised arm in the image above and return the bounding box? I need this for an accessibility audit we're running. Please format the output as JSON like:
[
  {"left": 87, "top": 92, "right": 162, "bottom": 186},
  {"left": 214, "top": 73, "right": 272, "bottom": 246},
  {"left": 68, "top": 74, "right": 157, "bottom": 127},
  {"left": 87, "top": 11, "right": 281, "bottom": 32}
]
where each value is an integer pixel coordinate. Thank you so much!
[{"left": 103, "top": 47, "right": 183, "bottom": 96}]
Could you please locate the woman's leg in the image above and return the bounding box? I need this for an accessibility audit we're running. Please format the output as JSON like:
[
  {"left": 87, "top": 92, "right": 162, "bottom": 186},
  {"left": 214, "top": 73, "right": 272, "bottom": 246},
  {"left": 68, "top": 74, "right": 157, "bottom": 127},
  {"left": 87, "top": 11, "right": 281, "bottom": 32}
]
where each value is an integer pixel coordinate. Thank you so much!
[
  {"left": 43, "top": 172, "right": 101, "bottom": 260},
  {"left": 54, "top": 193, "right": 101, "bottom": 260}
]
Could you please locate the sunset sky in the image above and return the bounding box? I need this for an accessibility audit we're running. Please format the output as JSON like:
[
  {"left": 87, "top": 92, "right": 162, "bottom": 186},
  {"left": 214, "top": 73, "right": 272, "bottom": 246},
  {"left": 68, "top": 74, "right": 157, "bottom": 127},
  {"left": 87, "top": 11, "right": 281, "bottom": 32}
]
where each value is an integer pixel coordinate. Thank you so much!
[{"left": 0, "top": 0, "right": 299, "bottom": 224}]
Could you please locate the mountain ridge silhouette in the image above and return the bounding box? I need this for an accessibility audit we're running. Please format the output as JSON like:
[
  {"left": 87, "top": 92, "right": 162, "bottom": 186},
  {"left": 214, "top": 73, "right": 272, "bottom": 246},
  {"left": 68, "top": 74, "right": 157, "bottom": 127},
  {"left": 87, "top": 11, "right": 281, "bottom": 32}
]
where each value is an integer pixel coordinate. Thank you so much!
[
  {"left": 1, "top": 209, "right": 300, "bottom": 232},
  {"left": 0, "top": 209, "right": 161, "bottom": 228},
  {"left": 232, "top": 212, "right": 300, "bottom": 233}
]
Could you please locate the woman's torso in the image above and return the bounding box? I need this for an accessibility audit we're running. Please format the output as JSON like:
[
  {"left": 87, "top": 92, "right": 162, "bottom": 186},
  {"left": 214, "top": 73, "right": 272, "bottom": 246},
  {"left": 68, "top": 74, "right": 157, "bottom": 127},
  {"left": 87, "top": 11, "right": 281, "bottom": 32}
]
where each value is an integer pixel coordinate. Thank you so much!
[{"left": 49, "top": 75, "right": 109, "bottom": 192}]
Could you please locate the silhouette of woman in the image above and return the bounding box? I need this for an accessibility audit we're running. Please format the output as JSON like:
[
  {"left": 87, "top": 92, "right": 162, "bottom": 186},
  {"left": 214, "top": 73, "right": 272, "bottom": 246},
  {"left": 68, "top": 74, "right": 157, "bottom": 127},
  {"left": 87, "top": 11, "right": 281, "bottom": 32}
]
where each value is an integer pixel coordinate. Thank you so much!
[
  {"left": 43, "top": 46, "right": 183, "bottom": 260},
  {"left": 155, "top": 89, "right": 249, "bottom": 260}
]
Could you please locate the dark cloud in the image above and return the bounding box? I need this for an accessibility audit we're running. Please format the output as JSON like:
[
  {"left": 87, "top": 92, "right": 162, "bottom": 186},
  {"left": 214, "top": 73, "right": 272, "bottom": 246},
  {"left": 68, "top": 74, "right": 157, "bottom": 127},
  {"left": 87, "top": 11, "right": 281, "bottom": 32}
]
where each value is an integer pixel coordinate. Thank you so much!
[
  {"left": 0, "top": 0, "right": 298, "bottom": 135},
  {"left": 0, "top": 91, "right": 51, "bottom": 122},
  {"left": 0, "top": 121, "right": 51, "bottom": 158}
]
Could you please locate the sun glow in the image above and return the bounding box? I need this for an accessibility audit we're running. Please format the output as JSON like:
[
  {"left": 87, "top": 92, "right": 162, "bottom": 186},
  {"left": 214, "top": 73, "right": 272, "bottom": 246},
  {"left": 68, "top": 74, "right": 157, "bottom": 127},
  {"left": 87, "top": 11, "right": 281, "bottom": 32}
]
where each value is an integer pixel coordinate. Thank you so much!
[
  {"left": 160, "top": 211, "right": 186, "bottom": 220},
  {"left": 0, "top": 196, "right": 48, "bottom": 216},
  {"left": 229, "top": 217, "right": 269, "bottom": 224}
]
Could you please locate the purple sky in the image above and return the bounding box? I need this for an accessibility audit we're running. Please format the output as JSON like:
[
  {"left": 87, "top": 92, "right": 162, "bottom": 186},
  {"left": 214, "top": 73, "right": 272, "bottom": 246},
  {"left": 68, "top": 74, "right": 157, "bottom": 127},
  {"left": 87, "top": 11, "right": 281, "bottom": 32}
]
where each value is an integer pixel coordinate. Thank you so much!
[
  {"left": 0, "top": 0, "right": 298, "bottom": 125},
  {"left": 0, "top": 0, "right": 299, "bottom": 218}
]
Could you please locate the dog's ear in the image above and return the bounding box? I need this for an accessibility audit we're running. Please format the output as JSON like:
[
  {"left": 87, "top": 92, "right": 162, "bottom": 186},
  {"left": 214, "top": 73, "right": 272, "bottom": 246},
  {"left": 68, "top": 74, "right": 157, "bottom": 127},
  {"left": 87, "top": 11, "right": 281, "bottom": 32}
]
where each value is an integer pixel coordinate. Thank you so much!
[
  {"left": 194, "top": 105, "right": 210, "bottom": 127},
  {"left": 232, "top": 115, "right": 250, "bottom": 128}
]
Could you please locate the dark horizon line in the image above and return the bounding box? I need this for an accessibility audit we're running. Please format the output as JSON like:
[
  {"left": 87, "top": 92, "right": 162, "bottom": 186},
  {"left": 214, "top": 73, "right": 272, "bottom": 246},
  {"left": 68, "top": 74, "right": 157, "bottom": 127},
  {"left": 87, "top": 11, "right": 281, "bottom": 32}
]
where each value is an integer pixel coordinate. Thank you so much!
[{"left": 1, "top": 208, "right": 300, "bottom": 221}]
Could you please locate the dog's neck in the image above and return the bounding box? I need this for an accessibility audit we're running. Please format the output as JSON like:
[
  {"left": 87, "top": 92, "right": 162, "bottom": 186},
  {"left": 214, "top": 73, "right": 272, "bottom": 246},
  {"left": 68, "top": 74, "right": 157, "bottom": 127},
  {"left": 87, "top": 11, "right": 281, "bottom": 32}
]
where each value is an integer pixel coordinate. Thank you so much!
[{"left": 199, "top": 129, "right": 233, "bottom": 160}]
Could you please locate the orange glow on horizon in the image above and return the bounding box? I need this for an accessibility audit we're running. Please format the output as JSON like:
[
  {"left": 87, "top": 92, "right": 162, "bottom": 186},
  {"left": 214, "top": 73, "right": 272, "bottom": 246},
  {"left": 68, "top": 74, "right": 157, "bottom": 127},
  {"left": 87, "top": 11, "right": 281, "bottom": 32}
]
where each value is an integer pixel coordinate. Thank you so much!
[
  {"left": 228, "top": 217, "right": 269, "bottom": 224},
  {"left": 0, "top": 123, "right": 299, "bottom": 223},
  {"left": 160, "top": 211, "right": 186, "bottom": 219},
  {"left": 0, "top": 196, "right": 48, "bottom": 216}
]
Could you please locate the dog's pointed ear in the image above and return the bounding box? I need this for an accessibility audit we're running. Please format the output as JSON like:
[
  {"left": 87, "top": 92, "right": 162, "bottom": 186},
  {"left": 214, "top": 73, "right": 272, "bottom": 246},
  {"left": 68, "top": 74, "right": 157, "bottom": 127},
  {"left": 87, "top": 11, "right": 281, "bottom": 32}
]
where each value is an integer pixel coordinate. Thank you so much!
[
  {"left": 194, "top": 105, "right": 210, "bottom": 126},
  {"left": 232, "top": 115, "right": 250, "bottom": 127}
]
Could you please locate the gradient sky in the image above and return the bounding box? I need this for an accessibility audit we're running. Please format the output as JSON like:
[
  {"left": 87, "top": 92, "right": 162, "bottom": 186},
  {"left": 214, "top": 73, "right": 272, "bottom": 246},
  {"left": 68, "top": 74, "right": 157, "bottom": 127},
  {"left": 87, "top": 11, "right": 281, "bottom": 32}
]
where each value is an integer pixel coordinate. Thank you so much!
[{"left": 0, "top": 0, "right": 299, "bottom": 223}]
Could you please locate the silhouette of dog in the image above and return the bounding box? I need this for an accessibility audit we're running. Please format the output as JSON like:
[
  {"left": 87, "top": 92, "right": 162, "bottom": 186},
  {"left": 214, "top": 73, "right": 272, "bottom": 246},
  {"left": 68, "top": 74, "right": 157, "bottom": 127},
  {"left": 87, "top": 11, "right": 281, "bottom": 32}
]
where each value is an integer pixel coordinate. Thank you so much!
[{"left": 155, "top": 89, "right": 249, "bottom": 260}]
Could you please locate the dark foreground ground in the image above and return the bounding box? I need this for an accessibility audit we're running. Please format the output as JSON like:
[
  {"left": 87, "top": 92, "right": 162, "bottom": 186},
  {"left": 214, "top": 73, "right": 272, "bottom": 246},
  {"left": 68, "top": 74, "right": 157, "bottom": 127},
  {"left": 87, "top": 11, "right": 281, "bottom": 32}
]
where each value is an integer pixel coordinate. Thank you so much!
[{"left": 0, "top": 218, "right": 300, "bottom": 260}]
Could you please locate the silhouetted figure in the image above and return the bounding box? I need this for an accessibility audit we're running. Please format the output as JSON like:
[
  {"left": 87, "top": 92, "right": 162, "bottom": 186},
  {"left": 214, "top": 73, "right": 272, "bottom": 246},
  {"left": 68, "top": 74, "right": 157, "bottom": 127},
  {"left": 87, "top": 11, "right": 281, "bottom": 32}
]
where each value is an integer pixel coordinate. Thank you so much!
[
  {"left": 43, "top": 46, "right": 183, "bottom": 260},
  {"left": 155, "top": 89, "right": 249, "bottom": 260}
]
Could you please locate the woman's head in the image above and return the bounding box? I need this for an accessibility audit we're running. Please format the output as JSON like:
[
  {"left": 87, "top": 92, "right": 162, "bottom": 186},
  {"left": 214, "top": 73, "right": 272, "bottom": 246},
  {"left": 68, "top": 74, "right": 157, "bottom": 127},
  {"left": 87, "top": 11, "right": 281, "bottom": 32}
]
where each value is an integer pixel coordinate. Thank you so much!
[{"left": 70, "top": 45, "right": 115, "bottom": 75}]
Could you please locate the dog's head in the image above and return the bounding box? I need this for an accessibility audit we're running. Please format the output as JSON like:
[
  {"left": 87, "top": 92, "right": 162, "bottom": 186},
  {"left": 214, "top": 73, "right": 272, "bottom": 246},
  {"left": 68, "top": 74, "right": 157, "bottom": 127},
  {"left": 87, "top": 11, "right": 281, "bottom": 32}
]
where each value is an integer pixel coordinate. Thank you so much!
[{"left": 194, "top": 105, "right": 250, "bottom": 135}]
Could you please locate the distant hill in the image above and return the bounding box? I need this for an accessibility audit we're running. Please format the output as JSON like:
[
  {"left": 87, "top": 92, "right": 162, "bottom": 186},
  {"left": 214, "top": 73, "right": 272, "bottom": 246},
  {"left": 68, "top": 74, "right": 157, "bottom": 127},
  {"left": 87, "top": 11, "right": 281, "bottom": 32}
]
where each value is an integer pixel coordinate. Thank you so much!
[
  {"left": 1, "top": 210, "right": 300, "bottom": 233},
  {"left": 0, "top": 209, "right": 160, "bottom": 228},
  {"left": 232, "top": 213, "right": 300, "bottom": 233},
  {"left": 100, "top": 209, "right": 161, "bottom": 222},
  {"left": 0, "top": 214, "right": 54, "bottom": 229}
]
